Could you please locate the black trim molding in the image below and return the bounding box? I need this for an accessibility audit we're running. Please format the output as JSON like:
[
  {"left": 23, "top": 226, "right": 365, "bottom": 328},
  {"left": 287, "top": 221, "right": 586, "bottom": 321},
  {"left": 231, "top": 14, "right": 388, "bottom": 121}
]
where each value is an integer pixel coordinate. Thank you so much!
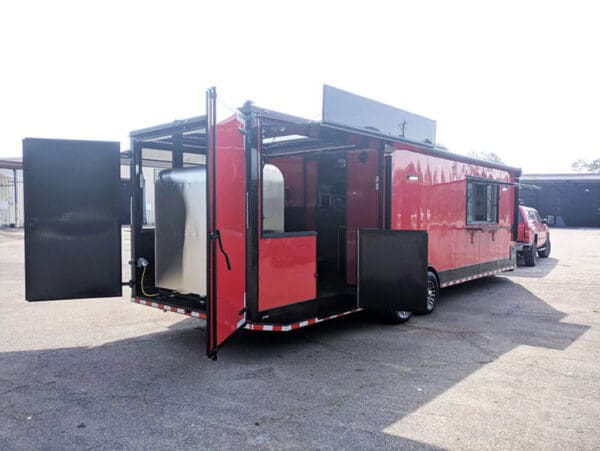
[{"left": 439, "top": 258, "right": 514, "bottom": 285}]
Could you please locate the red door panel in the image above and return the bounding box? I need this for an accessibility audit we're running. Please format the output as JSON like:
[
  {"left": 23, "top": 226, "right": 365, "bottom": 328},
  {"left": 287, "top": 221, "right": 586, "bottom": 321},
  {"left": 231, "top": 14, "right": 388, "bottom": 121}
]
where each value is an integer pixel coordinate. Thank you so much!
[
  {"left": 207, "top": 89, "right": 247, "bottom": 357},
  {"left": 214, "top": 115, "right": 247, "bottom": 347},
  {"left": 346, "top": 149, "right": 380, "bottom": 285},
  {"left": 258, "top": 235, "right": 317, "bottom": 311}
]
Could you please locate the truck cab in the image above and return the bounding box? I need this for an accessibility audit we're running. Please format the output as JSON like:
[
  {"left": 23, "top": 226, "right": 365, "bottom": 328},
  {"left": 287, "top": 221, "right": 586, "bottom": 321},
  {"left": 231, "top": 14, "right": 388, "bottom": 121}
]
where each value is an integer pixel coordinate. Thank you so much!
[{"left": 517, "top": 205, "right": 551, "bottom": 266}]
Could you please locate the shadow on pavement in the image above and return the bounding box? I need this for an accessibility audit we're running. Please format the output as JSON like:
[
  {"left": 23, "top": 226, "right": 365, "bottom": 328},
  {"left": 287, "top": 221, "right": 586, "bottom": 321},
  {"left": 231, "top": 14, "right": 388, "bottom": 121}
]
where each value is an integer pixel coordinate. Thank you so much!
[
  {"left": 0, "top": 277, "right": 588, "bottom": 449},
  {"left": 515, "top": 255, "right": 559, "bottom": 277}
]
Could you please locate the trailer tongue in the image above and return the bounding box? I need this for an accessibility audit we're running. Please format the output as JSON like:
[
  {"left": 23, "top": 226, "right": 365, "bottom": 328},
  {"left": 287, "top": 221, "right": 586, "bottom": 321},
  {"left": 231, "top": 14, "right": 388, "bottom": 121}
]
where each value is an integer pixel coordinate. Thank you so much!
[{"left": 23, "top": 86, "right": 519, "bottom": 358}]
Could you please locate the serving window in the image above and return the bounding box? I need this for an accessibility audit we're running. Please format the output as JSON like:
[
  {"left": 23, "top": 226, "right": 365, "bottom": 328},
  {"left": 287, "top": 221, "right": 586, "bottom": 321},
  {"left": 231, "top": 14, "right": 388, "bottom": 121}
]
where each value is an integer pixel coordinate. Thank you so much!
[
  {"left": 261, "top": 164, "right": 285, "bottom": 233},
  {"left": 467, "top": 179, "right": 499, "bottom": 224}
]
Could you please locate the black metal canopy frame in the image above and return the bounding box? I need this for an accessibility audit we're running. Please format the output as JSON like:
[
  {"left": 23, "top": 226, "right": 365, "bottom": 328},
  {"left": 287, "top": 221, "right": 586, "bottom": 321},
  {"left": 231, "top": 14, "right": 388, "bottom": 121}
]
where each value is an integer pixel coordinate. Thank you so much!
[
  {"left": 121, "top": 85, "right": 521, "bottom": 177},
  {"left": 129, "top": 115, "right": 208, "bottom": 154},
  {"left": 239, "top": 89, "right": 521, "bottom": 176}
]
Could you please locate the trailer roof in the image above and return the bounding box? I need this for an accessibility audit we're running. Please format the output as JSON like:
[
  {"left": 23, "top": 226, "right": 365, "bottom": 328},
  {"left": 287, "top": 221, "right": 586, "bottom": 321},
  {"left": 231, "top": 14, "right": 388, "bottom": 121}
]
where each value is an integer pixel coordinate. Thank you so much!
[
  {"left": 521, "top": 173, "right": 600, "bottom": 182},
  {"left": 124, "top": 87, "right": 521, "bottom": 176},
  {"left": 129, "top": 115, "right": 207, "bottom": 140},
  {"left": 129, "top": 116, "right": 207, "bottom": 155},
  {"left": 244, "top": 104, "right": 521, "bottom": 177},
  {"left": 0, "top": 158, "right": 22, "bottom": 170}
]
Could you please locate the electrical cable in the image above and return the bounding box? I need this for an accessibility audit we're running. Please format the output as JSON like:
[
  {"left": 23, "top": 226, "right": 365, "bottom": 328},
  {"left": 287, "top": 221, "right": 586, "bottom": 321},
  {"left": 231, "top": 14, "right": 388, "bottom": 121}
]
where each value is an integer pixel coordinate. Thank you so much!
[
  {"left": 216, "top": 97, "right": 238, "bottom": 115},
  {"left": 141, "top": 265, "right": 159, "bottom": 297}
]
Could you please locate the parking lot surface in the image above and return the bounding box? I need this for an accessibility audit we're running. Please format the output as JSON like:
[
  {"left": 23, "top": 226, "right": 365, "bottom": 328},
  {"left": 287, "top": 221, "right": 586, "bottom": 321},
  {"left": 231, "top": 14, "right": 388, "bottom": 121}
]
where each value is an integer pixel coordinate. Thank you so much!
[{"left": 1, "top": 228, "right": 599, "bottom": 449}]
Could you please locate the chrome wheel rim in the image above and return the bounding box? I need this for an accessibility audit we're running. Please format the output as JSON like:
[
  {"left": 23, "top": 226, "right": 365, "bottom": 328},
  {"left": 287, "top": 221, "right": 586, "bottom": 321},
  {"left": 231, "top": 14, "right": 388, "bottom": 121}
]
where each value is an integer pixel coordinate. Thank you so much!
[
  {"left": 397, "top": 310, "right": 411, "bottom": 319},
  {"left": 427, "top": 279, "right": 437, "bottom": 310}
]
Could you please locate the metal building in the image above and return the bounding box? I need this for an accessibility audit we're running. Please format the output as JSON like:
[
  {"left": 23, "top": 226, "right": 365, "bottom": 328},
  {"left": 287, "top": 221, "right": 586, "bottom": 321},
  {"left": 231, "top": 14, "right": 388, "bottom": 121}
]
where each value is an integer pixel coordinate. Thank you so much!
[
  {"left": 520, "top": 173, "right": 600, "bottom": 227},
  {"left": 0, "top": 159, "right": 23, "bottom": 228}
]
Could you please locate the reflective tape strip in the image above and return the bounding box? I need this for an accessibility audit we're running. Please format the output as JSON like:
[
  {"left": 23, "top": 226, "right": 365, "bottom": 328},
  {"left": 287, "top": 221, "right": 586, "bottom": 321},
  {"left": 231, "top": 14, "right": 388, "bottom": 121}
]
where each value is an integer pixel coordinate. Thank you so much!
[
  {"left": 245, "top": 308, "right": 363, "bottom": 332},
  {"left": 131, "top": 298, "right": 207, "bottom": 319},
  {"left": 440, "top": 266, "right": 516, "bottom": 288}
]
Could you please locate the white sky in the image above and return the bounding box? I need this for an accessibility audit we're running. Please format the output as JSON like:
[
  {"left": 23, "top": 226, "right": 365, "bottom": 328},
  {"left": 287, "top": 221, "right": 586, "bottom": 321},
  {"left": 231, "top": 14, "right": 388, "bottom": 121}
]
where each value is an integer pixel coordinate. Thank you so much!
[{"left": 0, "top": 0, "right": 598, "bottom": 173}]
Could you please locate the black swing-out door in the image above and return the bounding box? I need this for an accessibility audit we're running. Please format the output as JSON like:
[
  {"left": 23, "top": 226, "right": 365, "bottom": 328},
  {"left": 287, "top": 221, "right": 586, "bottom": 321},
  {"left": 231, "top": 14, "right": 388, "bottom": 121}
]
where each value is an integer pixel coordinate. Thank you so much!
[
  {"left": 23, "top": 138, "right": 122, "bottom": 301},
  {"left": 357, "top": 229, "right": 428, "bottom": 312}
]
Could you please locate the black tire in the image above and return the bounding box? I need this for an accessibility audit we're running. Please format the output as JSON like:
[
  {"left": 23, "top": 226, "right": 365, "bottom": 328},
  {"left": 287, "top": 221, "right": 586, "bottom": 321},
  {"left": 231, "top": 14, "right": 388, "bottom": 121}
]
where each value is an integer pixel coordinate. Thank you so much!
[
  {"left": 385, "top": 310, "right": 412, "bottom": 324},
  {"left": 524, "top": 241, "right": 538, "bottom": 266},
  {"left": 538, "top": 239, "right": 551, "bottom": 258},
  {"left": 414, "top": 271, "right": 439, "bottom": 315}
]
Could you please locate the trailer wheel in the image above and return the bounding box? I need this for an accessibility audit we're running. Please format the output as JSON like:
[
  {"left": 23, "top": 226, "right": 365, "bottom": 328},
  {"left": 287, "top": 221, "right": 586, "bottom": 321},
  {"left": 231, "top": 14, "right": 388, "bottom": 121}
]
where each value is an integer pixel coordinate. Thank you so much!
[
  {"left": 414, "top": 271, "right": 439, "bottom": 315},
  {"left": 524, "top": 241, "right": 537, "bottom": 266},
  {"left": 385, "top": 310, "right": 412, "bottom": 324},
  {"left": 538, "top": 240, "right": 551, "bottom": 258}
]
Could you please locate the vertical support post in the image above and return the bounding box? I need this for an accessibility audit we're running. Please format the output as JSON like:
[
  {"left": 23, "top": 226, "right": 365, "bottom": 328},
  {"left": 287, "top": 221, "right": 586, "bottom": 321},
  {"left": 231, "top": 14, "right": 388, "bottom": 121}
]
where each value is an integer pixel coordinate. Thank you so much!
[
  {"left": 385, "top": 154, "right": 392, "bottom": 230},
  {"left": 513, "top": 182, "right": 520, "bottom": 241},
  {"left": 13, "top": 168, "right": 18, "bottom": 228},
  {"left": 130, "top": 139, "right": 143, "bottom": 296},
  {"left": 172, "top": 133, "right": 184, "bottom": 168},
  {"left": 206, "top": 86, "right": 218, "bottom": 359},
  {"left": 243, "top": 109, "right": 259, "bottom": 321},
  {"left": 377, "top": 141, "right": 384, "bottom": 229}
]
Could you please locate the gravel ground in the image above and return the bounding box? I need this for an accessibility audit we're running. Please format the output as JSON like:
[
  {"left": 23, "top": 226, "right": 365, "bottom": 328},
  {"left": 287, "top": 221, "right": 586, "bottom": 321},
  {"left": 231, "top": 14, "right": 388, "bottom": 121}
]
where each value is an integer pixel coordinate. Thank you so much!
[{"left": 0, "top": 227, "right": 599, "bottom": 449}]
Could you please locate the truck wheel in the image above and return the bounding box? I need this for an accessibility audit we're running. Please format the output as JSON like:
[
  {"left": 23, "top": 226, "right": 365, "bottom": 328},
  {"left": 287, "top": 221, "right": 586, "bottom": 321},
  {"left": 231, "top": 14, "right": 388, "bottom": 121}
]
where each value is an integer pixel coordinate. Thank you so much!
[
  {"left": 385, "top": 310, "right": 412, "bottom": 324},
  {"left": 524, "top": 241, "right": 537, "bottom": 266},
  {"left": 414, "top": 271, "right": 439, "bottom": 315},
  {"left": 538, "top": 240, "right": 551, "bottom": 258}
]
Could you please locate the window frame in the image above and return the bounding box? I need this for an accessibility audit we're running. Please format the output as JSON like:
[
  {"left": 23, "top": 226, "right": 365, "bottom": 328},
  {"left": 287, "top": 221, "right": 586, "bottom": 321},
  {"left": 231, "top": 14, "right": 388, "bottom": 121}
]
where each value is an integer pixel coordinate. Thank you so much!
[{"left": 466, "top": 177, "right": 500, "bottom": 226}]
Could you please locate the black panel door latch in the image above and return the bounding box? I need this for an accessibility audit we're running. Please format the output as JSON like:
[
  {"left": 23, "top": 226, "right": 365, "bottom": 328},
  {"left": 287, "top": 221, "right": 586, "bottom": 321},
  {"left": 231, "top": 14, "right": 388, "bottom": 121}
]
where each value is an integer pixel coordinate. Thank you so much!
[{"left": 210, "top": 230, "right": 232, "bottom": 270}]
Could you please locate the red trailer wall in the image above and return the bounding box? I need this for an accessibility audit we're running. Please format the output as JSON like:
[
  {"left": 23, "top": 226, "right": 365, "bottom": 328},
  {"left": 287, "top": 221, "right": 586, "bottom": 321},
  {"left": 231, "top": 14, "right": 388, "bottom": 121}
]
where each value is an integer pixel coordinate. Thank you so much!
[{"left": 390, "top": 149, "right": 515, "bottom": 274}]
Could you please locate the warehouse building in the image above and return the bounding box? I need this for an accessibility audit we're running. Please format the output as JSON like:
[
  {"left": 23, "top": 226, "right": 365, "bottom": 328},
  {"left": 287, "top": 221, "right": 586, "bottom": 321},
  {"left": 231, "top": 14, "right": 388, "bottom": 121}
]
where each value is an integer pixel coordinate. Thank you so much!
[
  {"left": 520, "top": 173, "right": 600, "bottom": 227},
  {"left": 0, "top": 159, "right": 23, "bottom": 228}
]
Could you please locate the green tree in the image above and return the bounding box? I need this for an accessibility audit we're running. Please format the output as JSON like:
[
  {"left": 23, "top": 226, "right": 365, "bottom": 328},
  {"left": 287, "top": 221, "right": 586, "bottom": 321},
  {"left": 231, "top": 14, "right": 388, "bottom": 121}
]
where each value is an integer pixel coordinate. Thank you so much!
[
  {"left": 572, "top": 158, "right": 600, "bottom": 173},
  {"left": 467, "top": 151, "right": 505, "bottom": 164}
]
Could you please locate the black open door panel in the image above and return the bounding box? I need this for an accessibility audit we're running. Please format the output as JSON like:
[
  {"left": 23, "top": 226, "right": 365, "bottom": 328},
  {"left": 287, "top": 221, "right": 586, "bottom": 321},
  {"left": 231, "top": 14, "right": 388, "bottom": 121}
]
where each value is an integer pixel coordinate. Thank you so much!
[
  {"left": 23, "top": 138, "right": 122, "bottom": 301},
  {"left": 357, "top": 229, "right": 428, "bottom": 312}
]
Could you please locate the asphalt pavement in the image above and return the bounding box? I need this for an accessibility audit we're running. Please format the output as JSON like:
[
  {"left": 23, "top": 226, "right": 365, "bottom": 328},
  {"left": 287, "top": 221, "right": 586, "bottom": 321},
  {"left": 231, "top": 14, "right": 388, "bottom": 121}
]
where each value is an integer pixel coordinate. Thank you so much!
[{"left": 0, "top": 228, "right": 599, "bottom": 449}]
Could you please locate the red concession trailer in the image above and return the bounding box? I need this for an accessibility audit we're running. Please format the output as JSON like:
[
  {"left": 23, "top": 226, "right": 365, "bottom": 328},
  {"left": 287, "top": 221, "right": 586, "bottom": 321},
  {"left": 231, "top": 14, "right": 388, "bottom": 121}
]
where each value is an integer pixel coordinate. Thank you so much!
[{"left": 22, "top": 86, "right": 520, "bottom": 358}]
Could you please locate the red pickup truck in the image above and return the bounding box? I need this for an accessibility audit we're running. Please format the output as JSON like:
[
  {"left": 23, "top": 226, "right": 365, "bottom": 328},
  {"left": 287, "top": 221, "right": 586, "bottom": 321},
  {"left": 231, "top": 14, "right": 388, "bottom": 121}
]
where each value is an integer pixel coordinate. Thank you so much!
[{"left": 517, "top": 206, "right": 551, "bottom": 266}]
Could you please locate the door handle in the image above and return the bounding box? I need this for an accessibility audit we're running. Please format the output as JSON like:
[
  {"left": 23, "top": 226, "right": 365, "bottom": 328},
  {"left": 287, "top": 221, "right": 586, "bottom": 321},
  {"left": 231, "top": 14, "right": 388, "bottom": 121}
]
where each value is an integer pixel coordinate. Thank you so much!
[{"left": 210, "top": 230, "right": 232, "bottom": 270}]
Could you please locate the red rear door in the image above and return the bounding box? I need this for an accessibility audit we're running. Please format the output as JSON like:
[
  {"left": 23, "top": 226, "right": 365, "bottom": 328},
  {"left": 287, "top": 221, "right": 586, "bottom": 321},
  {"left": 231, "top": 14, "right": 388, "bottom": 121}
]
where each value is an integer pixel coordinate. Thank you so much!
[{"left": 206, "top": 88, "right": 247, "bottom": 358}]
